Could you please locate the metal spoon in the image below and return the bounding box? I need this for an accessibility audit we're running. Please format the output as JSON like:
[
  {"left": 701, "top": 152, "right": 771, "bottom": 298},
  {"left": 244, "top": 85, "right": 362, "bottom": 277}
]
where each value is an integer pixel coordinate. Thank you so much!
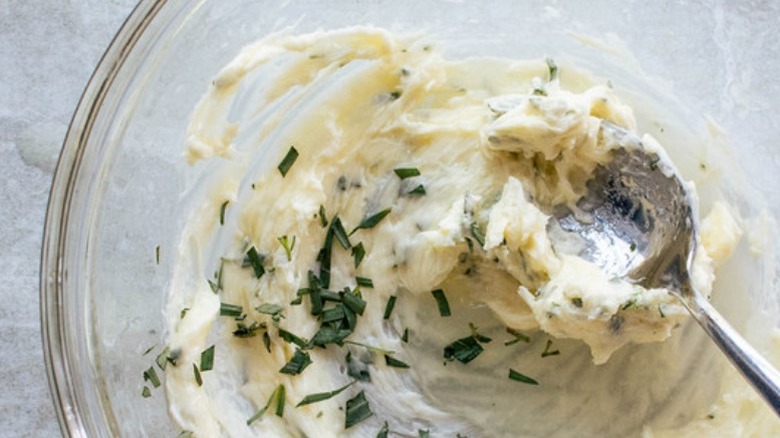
[{"left": 548, "top": 121, "right": 780, "bottom": 415}]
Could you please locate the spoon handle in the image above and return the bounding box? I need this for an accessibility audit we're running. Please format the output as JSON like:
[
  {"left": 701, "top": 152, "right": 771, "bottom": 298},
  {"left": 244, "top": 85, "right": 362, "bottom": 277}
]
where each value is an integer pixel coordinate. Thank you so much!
[{"left": 684, "top": 291, "right": 780, "bottom": 416}]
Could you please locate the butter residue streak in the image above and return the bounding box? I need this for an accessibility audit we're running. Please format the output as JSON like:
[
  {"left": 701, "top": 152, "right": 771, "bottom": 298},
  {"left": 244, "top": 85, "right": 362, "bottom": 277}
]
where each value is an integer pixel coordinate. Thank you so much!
[{"left": 167, "top": 27, "right": 762, "bottom": 437}]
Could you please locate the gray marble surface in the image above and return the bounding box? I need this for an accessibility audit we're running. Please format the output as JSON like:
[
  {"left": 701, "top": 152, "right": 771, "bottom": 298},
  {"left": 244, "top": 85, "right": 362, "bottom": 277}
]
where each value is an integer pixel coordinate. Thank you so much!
[{"left": 1, "top": 1, "right": 137, "bottom": 435}]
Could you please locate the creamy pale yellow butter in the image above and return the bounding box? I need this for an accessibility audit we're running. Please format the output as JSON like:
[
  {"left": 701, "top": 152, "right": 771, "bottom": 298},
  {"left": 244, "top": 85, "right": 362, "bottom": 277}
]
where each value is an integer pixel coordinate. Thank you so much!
[{"left": 165, "top": 27, "right": 776, "bottom": 437}]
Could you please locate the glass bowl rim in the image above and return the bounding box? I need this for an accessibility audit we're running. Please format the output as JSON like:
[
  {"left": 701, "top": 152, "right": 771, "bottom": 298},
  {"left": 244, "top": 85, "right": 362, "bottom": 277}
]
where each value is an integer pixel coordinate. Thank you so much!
[{"left": 40, "top": 1, "right": 168, "bottom": 435}]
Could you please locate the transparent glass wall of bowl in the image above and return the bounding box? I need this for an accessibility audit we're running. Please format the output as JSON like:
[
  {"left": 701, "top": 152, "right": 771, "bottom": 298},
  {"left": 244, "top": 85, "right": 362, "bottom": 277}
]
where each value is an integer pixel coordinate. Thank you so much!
[{"left": 44, "top": 0, "right": 780, "bottom": 435}]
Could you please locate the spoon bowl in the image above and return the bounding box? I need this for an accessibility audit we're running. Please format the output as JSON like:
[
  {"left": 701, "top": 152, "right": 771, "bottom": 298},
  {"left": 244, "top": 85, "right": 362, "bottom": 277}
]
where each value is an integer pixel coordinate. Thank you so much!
[{"left": 549, "top": 121, "right": 780, "bottom": 415}]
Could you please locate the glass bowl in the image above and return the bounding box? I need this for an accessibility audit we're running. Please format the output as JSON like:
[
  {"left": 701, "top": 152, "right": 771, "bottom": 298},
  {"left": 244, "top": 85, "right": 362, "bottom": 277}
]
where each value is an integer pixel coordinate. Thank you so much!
[{"left": 41, "top": 0, "right": 780, "bottom": 436}]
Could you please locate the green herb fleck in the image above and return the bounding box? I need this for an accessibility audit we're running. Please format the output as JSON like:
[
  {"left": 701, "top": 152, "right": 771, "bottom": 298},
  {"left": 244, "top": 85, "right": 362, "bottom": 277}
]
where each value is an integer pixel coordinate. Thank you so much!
[
  {"left": 469, "top": 322, "right": 492, "bottom": 343},
  {"left": 207, "top": 260, "right": 225, "bottom": 293},
  {"left": 143, "top": 366, "right": 161, "bottom": 388},
  {"left": 278, "top": 328, "right": 308, "bottom": 348},
  {"left": 310, "top": 326, "right": 351, "bottom": 347},
  {"left": 320, "top": 225, "right": 335, "bottom": 289},
  {"left": 318, "top": 205, "right": 329, "bottom": 227},
  {"left": 394, "top": 167, "right": 421, "bottom": 179},
  {"left": 219, "top": 200, "right": 229, "bottom": 225},
  {"left": 233, "top": 321, "right": 266, "bottom": 338},
  {"left": 141, "top": 385, "right": 152, "bottom": 398},
  {"left": 345, "top": 390, "right": 373, "bottom": 429},
  {"left": 180, "top": 307, "right": 190, "bottom": 319},
  {"left": 246, "top": 247, "right": 266, "bottom": 279},
  {"left": 256, "top": 303, "right": 284, "bottom": 321},
  {"left": 220, "top": 302, "right": 243, "bottom": 317},
  {"left": 343, "top": 305, "right": 357, "bottom": 331},
  {"left": 321, "top": 305, "right": 347, "bottom": 323},
  {"left": 352, "top": 242, "right": 366, "bottom": 268},
  {"left": 279, "top": 348, "right": 312, "bottom": 375},
  {"left": 419, "top": 429, "right": 430, "bottom": 438},
  {"left": 384, "top": 354, "right": 410, "bottom": 369},
  {"left": 155, "top": 245, "right": 160, "bottom": 265},
  {"left": 263, "top": 331, "right": 271, "bottom": 352},
  {"left": 278, "top": 235, "right": 296, "bottom": 261},
  {"left": 356, "top": 276, "right": 373, "bottom": 288},
  {"left": 571, "top": 297, "right": 583, "bottom": 308},
  {"left": 620, "top": 298, "right": 638, "bottom": 311},
  {"left": 200, "top": 345, "right": 215, "bottom": 371},
  {"left": 541, "top": 339, "right": 560, "bottom": 357},
  {"left": 193, "top": 363, "right": 202, "bottom": 386},
  {"left": 142, "top": 345, "right": 155, "bottom": 356},
  {"left": 401, "top": 328, "right": 409, "bottom": 343},
  {"left": 247, "top": 384, "right": 286, "bottom": 425},
  {"left": 377, "top": 421, "right": 390, "bottom": 438},
  {"left": 444, "top": 336, "right": 483, "bottom": 364},
  {"left": 350, "top": 208, "right": 392, "bottom": 235},
  {"left": 306, "top": 271, "right": 325, "bottom": 315},
  {"left": 155, "top": 346, "right": 173, "bottom": 370},
  {"left": 408, "top": 184, "right": 426, "bottom": 196},
  {"left": 383, "top": 295, "right": 397, "bottom": 320},
  {"left": 546, "top": 57, "right": 558, "bottom": 82},
  {"left": 344, "top": 341, "right": 395, "bottom": 355},
  {"left": 341, "top": 289, "right": 367, "bottom": 315},
  {"left": 177, "top": 432, "right": 194, "bottom": 438},
  {"left": 504, "top": 328, "right": 530, "bottom": 346},
  {"left": 431, "top": 289, "right": 451, "bottom": 317},
  {"left": 330, "top": 217, "right": 351, "bottom": 249},
  {"left": 277, "top": 146, "right": 299, "bottom": 177},
  {"left": 470, "top": 222, "right": 485, "bottom": 247},
  {"left": 296, "top": 381, "right": 355, "bottom": 407},
  {"left": 509, "top": 368, "right": 539, "bottom": 385}
]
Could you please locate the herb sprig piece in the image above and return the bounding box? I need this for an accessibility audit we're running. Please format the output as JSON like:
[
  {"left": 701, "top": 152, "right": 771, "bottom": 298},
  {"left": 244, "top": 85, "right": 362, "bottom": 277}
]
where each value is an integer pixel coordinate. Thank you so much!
[
  {"left": 207, "top": 260, "right": 225, "bottom": 293},
  {"left": 220, "top": 302, "right": 243, "bottom": 317},
  {"left": 383, "top": 295, "right": 397, "bottom": 320},
  {"left": 470, "top": 222, "right": 485, "bottom": 247},
  {"left": 394, "top": 167, "right": 421, "bottom": 179},
  {"left": 352, "top": 243, "right": 366, "bottom": 268},
  {"left": 233, "top": 321, "right": 266, "bottom": 338},
  {"left": 277, "top": 146, "right": 299, "bottom": 177},
  {"left": 219, "top": 200, "right": 229, "bottom": 225},
  {"left": 504, "top": 327, "right": 531, "bottom": 346},
  {"left": 296, "top": 381, "right": 355, "bottom": 407},
  {"left": 444, "top": 335, "right": 483, "bottom": 364},
  {"left": 350, "top": 209, "right": 392, "bottom": 236},
  {"left": 408, "top": 184, "right": 426, "bottom": 196},
  {"left": 200, "top": 345, "right": 215, "bottom": 371},
  {"left": 508, "top": 368, "right": 539, "bottom": 385},
  {"left": 278, "top": 235, "right": 296, "bottom": 261},
  {"left": 444, "top": 323, "right": 492, "bottom": 364},
  {"left": 279, "top": 348, "right": 312, "bottom": 375},
  {"left": 541, "top": 339, "right": 560, "bottom": 357},
  {"left": 246, "top": 247, "right": 265, "bottom": 279},
  {"left": 431, "top": 289, "right": 451, "bottom": 317},
  {"left": 193, "top": 364, "right": 202, "bottom": 386},
  {"left": 143, "top": 366, "right": 161, "bottom": 388},
  {"left": 546, "top": 57, "right": 558, "bottom": 82},
  {"left": 345, "top": 390, "right": 373, "bottom": 429},
  {"left": 247, "top": 384, "right": 286, "bottom": 425},
  {"left": 331, "top": 217, "right": 351, "bottom": 249},
  {"left": 384, "top": 355, "right": 410, "bottom": 369}
]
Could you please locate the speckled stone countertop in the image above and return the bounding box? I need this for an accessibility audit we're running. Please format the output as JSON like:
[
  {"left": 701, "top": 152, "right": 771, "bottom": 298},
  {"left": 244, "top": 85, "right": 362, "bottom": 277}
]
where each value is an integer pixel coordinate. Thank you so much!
[{"left": 1, "top": 1, "right": 137, "bottom": 435}]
